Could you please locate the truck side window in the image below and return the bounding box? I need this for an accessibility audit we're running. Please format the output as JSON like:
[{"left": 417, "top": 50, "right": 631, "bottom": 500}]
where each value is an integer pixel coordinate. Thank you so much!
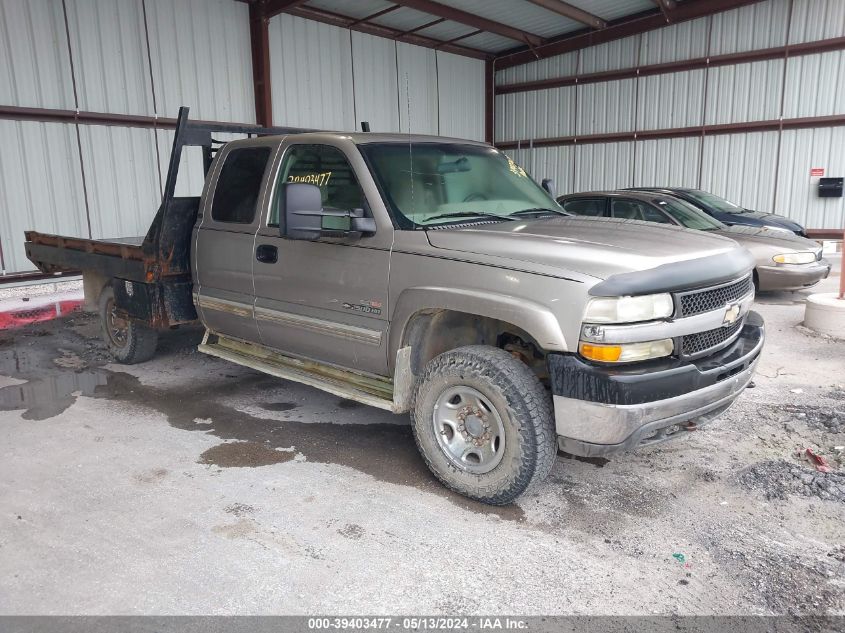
[
  {"left": 270, "top": 144, "right": 365, "bottom": 226},
  {"left": 211, "top": 147, "right": 272, "bottom": 224},
  {"left": 562, "top": 199, "right": 605, "bottom": 217}
]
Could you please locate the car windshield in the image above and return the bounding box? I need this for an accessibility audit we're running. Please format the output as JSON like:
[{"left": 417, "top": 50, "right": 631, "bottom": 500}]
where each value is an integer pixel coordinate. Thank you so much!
[
  {"left": 358, "top": 143, "right": 562, "bottom": 228},
  {"left": 685, "top": 189, "right": 748, "bottom": 214},
  {"left": 655, "top": 197, "right": 725, "bottom": 230}
]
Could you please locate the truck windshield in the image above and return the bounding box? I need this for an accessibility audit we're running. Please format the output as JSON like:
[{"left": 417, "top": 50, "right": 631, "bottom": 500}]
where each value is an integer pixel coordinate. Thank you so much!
[
  {"left": 685, "top": 189, "right": 748, "bottom": 214},
  {"left": 656, "top": 197, "right": 725, "bottom": 230},
  {"left": 358, "top": 143, "right": 562, "bottom": 228}
]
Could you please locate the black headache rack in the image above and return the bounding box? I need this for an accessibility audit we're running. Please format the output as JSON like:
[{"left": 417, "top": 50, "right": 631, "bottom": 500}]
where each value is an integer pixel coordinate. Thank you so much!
[{"left": 25, "top": 106, "right": 313, "bottom": 328}]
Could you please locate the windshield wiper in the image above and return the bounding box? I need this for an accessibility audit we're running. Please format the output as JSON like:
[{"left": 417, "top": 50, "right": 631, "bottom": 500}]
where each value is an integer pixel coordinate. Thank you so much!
[
  {"left": 509, "top": 207, "right": 569, "bottom": 217},
  {"left": 420, "top": 211, "right": 514, "bottom": 224}
]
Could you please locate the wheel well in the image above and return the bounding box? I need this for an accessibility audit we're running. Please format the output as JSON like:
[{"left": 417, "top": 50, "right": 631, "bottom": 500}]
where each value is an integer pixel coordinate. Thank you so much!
[
  {"left": 401, "top": 309, "right": 548, "bottom": 383},
  {"left": 82, "top": 270, "right": 111, "bottom": 312}
]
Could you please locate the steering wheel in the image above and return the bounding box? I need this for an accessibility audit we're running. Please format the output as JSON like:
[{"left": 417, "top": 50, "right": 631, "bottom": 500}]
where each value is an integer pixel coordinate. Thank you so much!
[{"left": 463, "top": 193, "right": 488, "bottom": 202}]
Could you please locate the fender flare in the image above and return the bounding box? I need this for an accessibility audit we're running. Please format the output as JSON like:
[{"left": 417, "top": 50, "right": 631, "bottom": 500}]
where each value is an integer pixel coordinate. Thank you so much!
[{"left": 388, "top": 286, "right": 569, "bottom": 364}]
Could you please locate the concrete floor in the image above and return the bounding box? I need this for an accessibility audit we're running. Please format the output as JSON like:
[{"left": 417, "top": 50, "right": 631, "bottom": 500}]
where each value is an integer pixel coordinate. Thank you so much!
[{"left": 0, "top": 263, "right": 843, "bottom": 615}]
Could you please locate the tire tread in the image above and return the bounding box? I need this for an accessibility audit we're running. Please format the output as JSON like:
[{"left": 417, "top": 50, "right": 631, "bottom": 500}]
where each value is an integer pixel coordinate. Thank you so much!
[{"left": 411, "top": 345, "right": 556, "bottom": 505}]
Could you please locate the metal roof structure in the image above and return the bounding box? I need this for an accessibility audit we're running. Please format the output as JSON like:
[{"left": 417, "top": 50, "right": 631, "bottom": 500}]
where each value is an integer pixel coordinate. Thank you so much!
[{"left": 238, "top": 0, "right": 766, "bottom": 65}]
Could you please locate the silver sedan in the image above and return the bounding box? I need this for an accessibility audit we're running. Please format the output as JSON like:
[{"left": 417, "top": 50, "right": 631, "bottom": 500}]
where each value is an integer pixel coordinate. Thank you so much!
[{"left": 557, "top": 190, "right": 831, "bottom": 292}]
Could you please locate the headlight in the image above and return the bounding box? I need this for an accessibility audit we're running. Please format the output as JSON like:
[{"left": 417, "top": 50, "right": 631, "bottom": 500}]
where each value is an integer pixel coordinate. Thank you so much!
[
  {"left": 773, "top": 252, "right": 816, "bottom": 264},
  {"left": 579, "top": 339, "right": 674, "bottom": 363},
  {"left": 584, "top": 293, "right": 674, "bottom": 324}
]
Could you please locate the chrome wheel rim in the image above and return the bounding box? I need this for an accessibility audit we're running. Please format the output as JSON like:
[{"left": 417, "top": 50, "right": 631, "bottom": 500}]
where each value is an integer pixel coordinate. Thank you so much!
[
  {"left": 432, "top": 386, "right": 505, "bottom": 474},
  {"left": 106, "top": 298, "right": 129, "bottom": 348}
]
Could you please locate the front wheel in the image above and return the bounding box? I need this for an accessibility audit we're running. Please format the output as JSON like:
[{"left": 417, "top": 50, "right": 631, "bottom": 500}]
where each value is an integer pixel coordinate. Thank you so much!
[
  {"left": 98, "top": 286, "right": 158, "bottom": 364},
  {"left": 411, "top": 345, "right": 556, "bottom": 505}
]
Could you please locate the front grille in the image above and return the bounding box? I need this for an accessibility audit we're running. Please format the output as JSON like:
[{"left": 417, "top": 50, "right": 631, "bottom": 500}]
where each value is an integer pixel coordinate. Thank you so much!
[
  {"left": 681, "top": 319, "right": 743, "bottom": 357},
  {"left": 678, "top": 275, "right": 753, "bottom": 317}
]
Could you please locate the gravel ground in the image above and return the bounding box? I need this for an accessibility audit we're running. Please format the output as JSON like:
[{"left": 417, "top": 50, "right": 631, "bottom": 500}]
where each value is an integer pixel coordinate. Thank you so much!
[{"left": 0, "top": 265, "right": 843, "bottom": 616}]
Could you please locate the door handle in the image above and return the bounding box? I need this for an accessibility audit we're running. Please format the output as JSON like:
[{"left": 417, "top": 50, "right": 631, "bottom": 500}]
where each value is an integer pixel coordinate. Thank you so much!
[{"left": 256, "top": 244, "right": 278, "bottom": 264}]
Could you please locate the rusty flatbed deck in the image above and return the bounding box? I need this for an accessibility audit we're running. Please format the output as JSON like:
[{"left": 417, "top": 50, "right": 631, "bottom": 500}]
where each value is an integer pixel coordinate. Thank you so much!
[{"left": 24, "top": 231, "right": 151, "bottom": 281}]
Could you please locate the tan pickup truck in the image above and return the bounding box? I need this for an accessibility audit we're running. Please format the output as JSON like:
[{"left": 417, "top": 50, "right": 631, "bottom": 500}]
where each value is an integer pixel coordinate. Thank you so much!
[{"left": 25, "top": 108, "right": 764, "bottom": 505}]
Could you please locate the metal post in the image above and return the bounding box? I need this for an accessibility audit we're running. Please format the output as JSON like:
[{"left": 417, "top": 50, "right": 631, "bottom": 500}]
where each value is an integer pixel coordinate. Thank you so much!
[
  {"left": 249, "top": 2, "right": 273, "bottom": 127},
  {"left": 839, "top": 229, "right": 845, "bottom": 299}
]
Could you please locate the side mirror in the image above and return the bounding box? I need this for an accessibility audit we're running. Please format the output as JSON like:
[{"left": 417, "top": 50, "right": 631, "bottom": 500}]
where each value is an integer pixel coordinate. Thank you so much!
[
  {"left": 282, "top": 183, "right": 376, "bottom": 240},
  {"left": 541, "top": 178, "right": 556, "bottom": 197}
]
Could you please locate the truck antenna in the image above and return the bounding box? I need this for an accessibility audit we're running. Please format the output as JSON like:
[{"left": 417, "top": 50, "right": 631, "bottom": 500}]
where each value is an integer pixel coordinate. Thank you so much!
[{"left": 406, "top": 72, "right": 414, "bottom": 217}]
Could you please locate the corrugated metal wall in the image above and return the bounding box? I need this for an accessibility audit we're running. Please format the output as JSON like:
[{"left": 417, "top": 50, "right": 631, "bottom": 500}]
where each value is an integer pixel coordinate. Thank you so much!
[
  {"left": 0, "top": 0, "right": 254, "bottom": 275},
  {"left": 0, "top": 2, "right": 486, "bottom": 276},
  {"left": 495, "top": 0, "right": 845, "bottom": 229},
  {"left": 0, "top": 120, "right": 88, "bottom": 276},
  {"left": 267, "top": 13, "right": 485, "bottom": 138}
]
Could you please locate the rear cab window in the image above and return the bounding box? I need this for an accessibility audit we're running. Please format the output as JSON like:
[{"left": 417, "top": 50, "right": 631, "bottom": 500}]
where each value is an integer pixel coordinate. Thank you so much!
[{"left": 211, "top": 147, "right": 272, "bottom": 224}]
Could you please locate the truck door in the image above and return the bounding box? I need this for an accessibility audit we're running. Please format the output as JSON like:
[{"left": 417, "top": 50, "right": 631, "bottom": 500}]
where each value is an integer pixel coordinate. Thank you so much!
[
  {"left": 193, "top": 141, "right": 277, "bottom": 343},
  {"left": 252, "top": 141, "right": 392, "bottom": 376}
]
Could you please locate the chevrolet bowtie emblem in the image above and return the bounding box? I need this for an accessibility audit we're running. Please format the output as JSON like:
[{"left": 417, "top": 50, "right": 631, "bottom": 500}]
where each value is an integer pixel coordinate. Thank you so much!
[{"left": 723, "top": 303, "right": 741, "bottom": 326}]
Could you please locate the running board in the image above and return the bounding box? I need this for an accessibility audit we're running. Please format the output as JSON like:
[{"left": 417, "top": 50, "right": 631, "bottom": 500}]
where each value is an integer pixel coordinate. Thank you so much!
[{"left": 197, "top": 332, "right": 408, "bottom": 412}]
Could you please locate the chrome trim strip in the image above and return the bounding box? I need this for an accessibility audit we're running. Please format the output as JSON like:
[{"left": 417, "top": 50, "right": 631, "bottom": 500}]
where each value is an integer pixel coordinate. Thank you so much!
[
  {"left": 254, "top": 306, "right": 383, "bottom": 346},
  {"left": 580, "top": 291, "right": 754, "bottom": 344},
  {"left": 196, "top": 295, "right": 253, "bottom": 319}
]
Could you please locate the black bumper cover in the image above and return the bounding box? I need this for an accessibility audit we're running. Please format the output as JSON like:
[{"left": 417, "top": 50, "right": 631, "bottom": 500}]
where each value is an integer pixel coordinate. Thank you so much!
[{"left": 548, "top": 311, "right": 765, "bottom": 406}]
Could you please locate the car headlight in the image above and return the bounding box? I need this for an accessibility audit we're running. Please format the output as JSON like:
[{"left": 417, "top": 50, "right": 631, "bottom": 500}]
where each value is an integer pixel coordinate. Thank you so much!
[
  {"left": 579, "top": 339, "right": 674, "bottom": 363},
  {"left": 773, "top": 252, "right": 816, "bottom": 264},
  {"left": 583, "top": 293, "right": 674, "bottom": 324}
]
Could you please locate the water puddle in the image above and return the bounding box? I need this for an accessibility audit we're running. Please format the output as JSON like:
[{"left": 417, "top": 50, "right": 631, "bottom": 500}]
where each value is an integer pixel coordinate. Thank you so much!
[
  {"left": 199, "top": 441, "right": 295, "bottom": 467},
  {"left": 0, "top": 349, "right": 107, "bottom": 420},
  {"left": 0, "top": 327, "right": 525, "bottom": 521},
  {"left": 99, "top": 371, "right": 525, "bottom": 521},
  {"left": 259, "top": 401, "right": 299, "bottom": 412}
]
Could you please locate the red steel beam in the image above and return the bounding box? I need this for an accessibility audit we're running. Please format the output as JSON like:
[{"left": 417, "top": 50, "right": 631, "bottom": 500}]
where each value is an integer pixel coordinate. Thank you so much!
[
  {"left": 497, "top": 36, "right": 845, "bottom": 94},
  {"left": 350, "top": 6, "right": 401, "bottom": 26},
  {"left": 249, "top": 1, "right": 273, "bottom": 127},
  {"left": 390, "top": 0, "right": 545, "bottom": 47},
  {"left": 525, "top": 0, "right": 606, "bottom": 30},
  {"left": 397, "top": 17, "right": 446, "bottom": 37},
  {"left": 494, "top": 115, "right": 845, "bottom": 150},
  {"left": 436, "top": 29, "right": 483, "bottom": 47},
  {"left": 261, "top": 0, "right": 309, "bottom": 19},
  {"left": 839, "top": 221, "right": 844, "bottom": 300},
  {"left": 284, "top": 5, "right": 491, "bottom": 60},
  {"left": 484, "top": 59, "right": 495, "bottom": 144},
  {"left": 651, "top": 0, "right": 677, "bottom": 17},
  {"left": 495, "top": 0, "right": 766, "bottom": 69},
  {"left": 805, "top": 229, "right": 845, "bottom": 240}
]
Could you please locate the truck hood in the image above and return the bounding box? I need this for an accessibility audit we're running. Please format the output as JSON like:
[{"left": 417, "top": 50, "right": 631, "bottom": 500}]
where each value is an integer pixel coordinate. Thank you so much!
[
  {"left": 725, "top": 210, "right": 805, "bottom": 234},
  {"left": 714, "top": 224, "right": 822, "bottom": 255},
  {"left": 425, "top": 216, "right": 745, "bottom": 283}
]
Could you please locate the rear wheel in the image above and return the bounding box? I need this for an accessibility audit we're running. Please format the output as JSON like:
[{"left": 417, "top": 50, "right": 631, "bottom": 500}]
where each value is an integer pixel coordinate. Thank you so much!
[
  {"left": 411, "top": 345, "right": 556, "bottom": 505},
  {"left": 98, "top": 286, "right": 158, "bottom": 364}
]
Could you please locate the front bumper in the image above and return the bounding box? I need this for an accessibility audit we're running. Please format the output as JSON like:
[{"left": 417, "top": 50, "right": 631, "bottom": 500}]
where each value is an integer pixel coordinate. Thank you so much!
[
  {"left": 756, "top": 259, "right": 831, "bottom": 291},
  {"left": 550, "top": 311, "right": 764, "bottom": 457}
]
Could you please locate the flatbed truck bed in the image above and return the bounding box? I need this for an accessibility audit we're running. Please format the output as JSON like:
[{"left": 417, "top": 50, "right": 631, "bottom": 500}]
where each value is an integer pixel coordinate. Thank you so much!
[{"left": 23, "top": 107, "right": 310, "bottom": 329}]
